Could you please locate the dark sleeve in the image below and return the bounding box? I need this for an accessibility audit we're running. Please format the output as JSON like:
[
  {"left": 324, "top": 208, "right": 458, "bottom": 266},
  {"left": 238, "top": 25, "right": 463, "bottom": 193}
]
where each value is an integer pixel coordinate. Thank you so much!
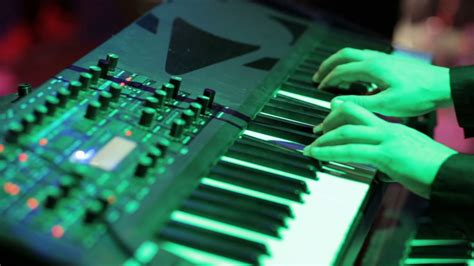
[
  {"left": 450, "top": 66, "right": 474, "bottom": 137},
  {"left": 430, "top": 153, "right": 474, "bottom": 239}
]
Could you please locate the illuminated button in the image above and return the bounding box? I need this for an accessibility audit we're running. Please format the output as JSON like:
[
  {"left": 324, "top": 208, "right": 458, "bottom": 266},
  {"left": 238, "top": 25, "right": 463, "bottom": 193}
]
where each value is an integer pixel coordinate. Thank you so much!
[
  {"left": 45, "top": 96, "right": 60, "bottom": 115},
  {"left": 181, "top": 110, "right": 195, "bottom": 127},
  {"left": 162, "top": 83, "right": 175, "bottom": 101},
  {"left": 147, "top": 147, "right": 162, "bottom": 165},
  {"left": 144, "top": 97, "right": 159, "bottom": 109},
  {"left": 189, "top": 103, "right": 202, "bottom": 120},
  {"left": 156, "top": 138, "right": 170, "bottom": 156},
  {"left": 89, "top": 66, "right": 102, "bottom": 85},
  {"left": 109, "top": 83, "right": 122, "bottom": 101},
  {"left": 84, "top": 200, "right": 104, "bottom": 223},
  {"left": 139, "top": 108, "right": 156, "bottom": 127},
  {"left": 135, "top": 156, "right": 153, "bottom": 177},
  {"left": 170, "top": 119, "right": 186, "bottom": 138},
  {"left": 196, "top": 96, "right": 210, "bottom": 114},
  {"left": 153, "top": 90, "right": 166, "bottom": 109},
  {"left": 107, "top": 53, "right": 119, "bottom": 71},
  {"left": 98, "top": 91, "right": 113, "bottom": 109},
  {"left": 204, "top": 88, "right": 216, "bottom": 107},
  {"left": 45, "top": 187, "right": 62, "bottom": 209},
  {"left": 57, "top": 87, "right": 71, "bottom": 107},
  {"left": 98, "top": 59, "right": 110, "bottom": 78},
  {"left": 6, "top": 122, "right": 24, "bottom": 143},
  {"left": 18, "top": 83, "right": 32, "bottom": 98},
  {"left": 51, "top": 225, "right": 64, "bottom": 238},
  {"left": 21, "top": 114, "right": 37, "bottom": 133},
  {"left": 169, "top": 76, "right": 182, "bottom": 99},
  {"left": 33, "top": 105, "right": 48, "bottom": 123},
  {"left": 79, "top": 72, "right": 93, "bottom": 90},
  {"left": 85, "top": 101, "right": 101, "bottom": 120},
  {"left": 68, "top": 81, "right": 82, "bottom": 99}
]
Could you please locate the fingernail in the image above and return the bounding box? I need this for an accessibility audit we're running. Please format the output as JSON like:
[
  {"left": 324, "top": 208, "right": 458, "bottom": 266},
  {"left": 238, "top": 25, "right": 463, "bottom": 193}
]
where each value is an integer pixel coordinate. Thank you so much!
[
  {"left": 313, "top": 72, "right": 320, "bottom": 82},
  {"left": 313, "top": 124, "right": 323, "bottom": 134}
]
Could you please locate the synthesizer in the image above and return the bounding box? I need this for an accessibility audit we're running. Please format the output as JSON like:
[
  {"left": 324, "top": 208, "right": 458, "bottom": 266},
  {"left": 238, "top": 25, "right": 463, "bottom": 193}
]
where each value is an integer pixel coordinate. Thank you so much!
[{"left": 0, "top": 0, "right": 391, "bottom": 265}]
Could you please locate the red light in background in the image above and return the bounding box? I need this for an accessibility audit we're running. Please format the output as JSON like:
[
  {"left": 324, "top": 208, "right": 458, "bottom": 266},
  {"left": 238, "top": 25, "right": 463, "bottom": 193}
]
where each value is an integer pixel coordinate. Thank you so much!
[
  {"left": 39, "top": 138, "right": 48, "bottom": 146},
  {"left": 120, "top": 82, "right": 126, "bottom": 87},
  {"left": 18, "top": 153, "right": 28, "bottom": 163},
  {"left": 0, "top": 144, "right": 4, "bottom": 153},
  {"left": 52, "top": 225, "right": 64, "bottom": 238},
  {"left": 125, "top": 130, "right": 133, "bottom": 137},
  {"left": 125, "top": 77, "right": 132, "bottom": 82},
  {"left": 3, "top": 182, "right": 20, "bottom": 196},
  {"left": 27, "top": 198, "right": 39, "bottom": 210}
]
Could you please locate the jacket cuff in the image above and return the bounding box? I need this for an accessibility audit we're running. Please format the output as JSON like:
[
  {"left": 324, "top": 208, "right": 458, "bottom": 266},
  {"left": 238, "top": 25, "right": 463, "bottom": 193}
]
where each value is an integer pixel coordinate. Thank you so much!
[
  {"left": 450, "top": 67, "right": 474, "bottom": 134},
  {"left": 431, "top": 153, "right": 474, "bottom": 211}
]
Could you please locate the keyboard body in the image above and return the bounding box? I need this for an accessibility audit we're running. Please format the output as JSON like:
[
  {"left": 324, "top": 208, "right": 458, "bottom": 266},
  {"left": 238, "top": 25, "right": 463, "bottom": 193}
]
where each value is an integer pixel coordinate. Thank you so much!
[{"left": 0, "top": 0, "right": 391, "bottom": 265}]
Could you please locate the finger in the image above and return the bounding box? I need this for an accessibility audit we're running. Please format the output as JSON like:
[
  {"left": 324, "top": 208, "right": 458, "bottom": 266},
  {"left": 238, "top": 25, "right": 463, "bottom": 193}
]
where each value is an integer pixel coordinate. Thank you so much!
[
  {"left": 334, "top": 92, "right": 389, "bottom": 115},
  {"left": 305, "top": 144, "right": 381, "bottom": 167},
  {"left": 314, "top": 48, "right": 384, "bottom": 83},
  {"left": 318, "top": 61, "right": 388, "bottom": 90},
  {"left": 310, "top": 125, "right": 383, "bottom": 147},
  {"left": 317, "top": 101, "right": 384, "bottom": 133}
]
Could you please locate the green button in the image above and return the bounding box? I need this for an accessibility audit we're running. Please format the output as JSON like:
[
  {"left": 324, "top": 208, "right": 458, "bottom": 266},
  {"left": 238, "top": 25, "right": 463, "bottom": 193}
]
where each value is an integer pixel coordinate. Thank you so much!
[{"left": 135, "top": 241, "right": 159, "bottom": 264}]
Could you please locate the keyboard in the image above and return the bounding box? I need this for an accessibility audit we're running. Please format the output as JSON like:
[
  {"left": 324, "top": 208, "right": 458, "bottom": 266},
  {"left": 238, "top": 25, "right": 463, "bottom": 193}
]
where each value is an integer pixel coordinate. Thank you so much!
[{"left": 0, "top": 0, "right": 391, "bottom": 265}]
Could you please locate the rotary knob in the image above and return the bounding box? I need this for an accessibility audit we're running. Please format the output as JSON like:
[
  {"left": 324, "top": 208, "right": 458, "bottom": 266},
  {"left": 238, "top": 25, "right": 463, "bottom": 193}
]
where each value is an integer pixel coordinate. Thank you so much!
[
  {"left": 139, "top": 108, "right": 156, "bottom": 127},
  {"left": 135, "top": 156, "right": 153, "bottom": 177},
  {"left": 169, "top": 76, "right": 182, "bottom": 99},
  {"left": 84, "top": 101, "right": 101, "bottom": 120},
  {"left": 68, "top": 81, "right": 82, "bottom": 99},
  {"left": 109, "top": 83, "right": 122, "bottom": 101},
  {"left": 106, "top": 53, "right": 119, "bottom": 71},
  {"left": 18, "top": 83, "right": 32, "bottom": 98},
  {"left": 170, "top": 119, "right": 186, "bottom": 138}
]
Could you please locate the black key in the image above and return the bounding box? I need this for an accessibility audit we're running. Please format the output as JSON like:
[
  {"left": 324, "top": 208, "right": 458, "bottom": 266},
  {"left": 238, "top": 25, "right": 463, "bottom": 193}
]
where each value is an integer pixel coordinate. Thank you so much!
[
  {"left": 219, "top": 157, "right": 309, "bottom": 194},
  {"left": 262, "top": 104, "right": 324, "bottom": 126},
  {"left": 270, "top": 96, "right": 329, "bottom": 118},
  {"left": 254, "top": 113, "right": 315, "bottom": 136},
  {"left": 287, "top": 77, "right": 317, "bottom": 89},
  {"left": 190, "top": 187, "right": 288, "bottom": 227},
  {"left": 159, "top": 221, "right": 267, "bottom": 264},
  {"left": 248, "top": 117, "right": 315, "bottom": 145},
  {"left": 225, "top": 145, "right": 316, "bottom": 181},
  {"left": 210, "top": 162, "right": 304, "bottom": 202},
  {"left": 197, "top": 184, "right": 293, "bottom": 219},
  {"left": 181, "top": 198, "right": 281, "bottom": 237},
  {"left": 298, "top": 62, "right": 319, "bottom": 72},
  {"left": 237, "top": 137, "right": 316, "bottom": 180},
  {"left": 280, "top": 81, "right": 336, "bottom": 102}
]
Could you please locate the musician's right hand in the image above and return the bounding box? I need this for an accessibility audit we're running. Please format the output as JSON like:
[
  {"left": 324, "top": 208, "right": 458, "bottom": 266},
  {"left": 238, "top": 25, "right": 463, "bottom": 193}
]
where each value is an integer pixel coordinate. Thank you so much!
[
  {"left": 305, "top": 100, "right": 457, "bottom": 199},
  {"left": 313, "top": 48, "right": 452, "bottom": 117}
]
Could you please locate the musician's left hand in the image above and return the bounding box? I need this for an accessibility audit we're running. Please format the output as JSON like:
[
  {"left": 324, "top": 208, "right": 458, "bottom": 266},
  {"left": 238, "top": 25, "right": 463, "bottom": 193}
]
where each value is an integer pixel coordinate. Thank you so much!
[{"left": 303, "top": 100, "right": 457, "bottom": 199}]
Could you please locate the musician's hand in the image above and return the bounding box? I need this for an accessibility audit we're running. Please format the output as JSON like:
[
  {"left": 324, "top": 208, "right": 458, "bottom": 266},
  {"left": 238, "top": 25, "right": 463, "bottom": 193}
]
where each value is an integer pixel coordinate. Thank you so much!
[
  {"left": 313, "top": 48, "right": 452, "bottom": 117},
  {"left": 304, "top": 100, "right": 457, "bottom": 199}
]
